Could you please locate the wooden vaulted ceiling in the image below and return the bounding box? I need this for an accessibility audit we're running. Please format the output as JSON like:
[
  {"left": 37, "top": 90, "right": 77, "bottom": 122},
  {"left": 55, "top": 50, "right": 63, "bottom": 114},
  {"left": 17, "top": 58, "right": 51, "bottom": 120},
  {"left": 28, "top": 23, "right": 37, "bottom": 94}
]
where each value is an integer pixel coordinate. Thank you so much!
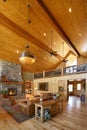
[{"left": 0, "top": 0, "right": 87, "bottom": 73}]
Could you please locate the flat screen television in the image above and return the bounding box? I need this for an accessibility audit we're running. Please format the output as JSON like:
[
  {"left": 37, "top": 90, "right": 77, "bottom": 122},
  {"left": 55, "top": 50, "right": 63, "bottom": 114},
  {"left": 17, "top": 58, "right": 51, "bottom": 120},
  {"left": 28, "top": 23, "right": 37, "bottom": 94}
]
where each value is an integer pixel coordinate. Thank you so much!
[{"left": 38, "top": 82, "right": 48, "bottom": 91}]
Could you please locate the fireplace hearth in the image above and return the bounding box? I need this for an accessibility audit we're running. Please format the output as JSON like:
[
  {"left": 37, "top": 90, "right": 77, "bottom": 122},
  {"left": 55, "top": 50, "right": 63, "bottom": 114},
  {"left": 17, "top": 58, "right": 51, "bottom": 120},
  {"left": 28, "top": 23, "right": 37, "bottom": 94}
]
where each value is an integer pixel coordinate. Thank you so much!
[{"left": 8, "top": 88, "right": 17, "bottom": 96}]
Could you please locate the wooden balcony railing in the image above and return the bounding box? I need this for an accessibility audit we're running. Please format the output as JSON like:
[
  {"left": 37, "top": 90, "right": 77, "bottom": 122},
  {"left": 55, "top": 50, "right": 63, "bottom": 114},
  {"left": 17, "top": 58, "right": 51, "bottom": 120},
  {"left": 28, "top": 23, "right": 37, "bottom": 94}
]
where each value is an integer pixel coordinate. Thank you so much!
[
  {"left": 63, "top": 64, "right": 87, "bottom": 75},
  {"left": 34, "top": 64, "right": 87, "bottom": 79}
]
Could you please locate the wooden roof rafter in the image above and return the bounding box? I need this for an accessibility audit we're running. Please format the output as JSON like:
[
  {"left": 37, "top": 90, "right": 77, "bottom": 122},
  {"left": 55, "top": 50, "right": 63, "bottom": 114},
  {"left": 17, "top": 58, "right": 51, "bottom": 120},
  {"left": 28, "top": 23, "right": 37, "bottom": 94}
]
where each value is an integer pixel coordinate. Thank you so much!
[
  {"left": 36, "top": 0, "right": 80, "bottom": 57},
  {"left": 0, "top": 12, "right": 62, "bottom": 61},
  {"left": 55, "top": 50, "right": 75, "bottom": 67}
]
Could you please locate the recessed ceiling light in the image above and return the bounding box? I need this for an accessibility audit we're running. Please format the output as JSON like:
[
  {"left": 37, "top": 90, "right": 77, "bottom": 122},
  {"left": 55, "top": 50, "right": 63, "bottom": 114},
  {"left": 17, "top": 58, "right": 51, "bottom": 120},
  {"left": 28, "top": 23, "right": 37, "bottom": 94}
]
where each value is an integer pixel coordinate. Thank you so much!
[
  {"left": 43, "top": 33, "right": 46, "bottom": 36},
  {"left": 16, "top": 50, "right": 19, "bottom": 54},
  {"left": 53, "top": 42, "right": 56, "bottom": 45},
  {"left": 68, "top": 8, "right": 72, "bottom": 13},
  {"left": 44, "top": 57, "right": 46, "bottom": 60},
  {"left": 78, "top": 33, "right": 82, "bottom": 36},
  {"left": 82, "top": 48, "right": 86, "bottom": 52}
]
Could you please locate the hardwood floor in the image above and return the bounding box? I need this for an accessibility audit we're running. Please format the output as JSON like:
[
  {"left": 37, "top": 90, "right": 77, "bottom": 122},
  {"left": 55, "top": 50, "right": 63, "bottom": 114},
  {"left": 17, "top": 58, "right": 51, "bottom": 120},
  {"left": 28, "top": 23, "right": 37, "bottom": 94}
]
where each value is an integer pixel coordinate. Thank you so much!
[{"left": 0, "top": 96, "right": 87, "bottom": 130}]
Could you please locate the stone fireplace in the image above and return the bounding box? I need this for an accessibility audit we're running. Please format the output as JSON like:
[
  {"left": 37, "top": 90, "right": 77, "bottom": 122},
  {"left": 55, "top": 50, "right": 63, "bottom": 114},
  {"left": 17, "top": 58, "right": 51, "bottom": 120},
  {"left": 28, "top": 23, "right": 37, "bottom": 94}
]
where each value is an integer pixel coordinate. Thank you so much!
[
  {"left": 8, "top": 88, "right": 17, "bottom": 96},
  {"left": 0, "top": 60, "right": 23, "bottom": 96}
]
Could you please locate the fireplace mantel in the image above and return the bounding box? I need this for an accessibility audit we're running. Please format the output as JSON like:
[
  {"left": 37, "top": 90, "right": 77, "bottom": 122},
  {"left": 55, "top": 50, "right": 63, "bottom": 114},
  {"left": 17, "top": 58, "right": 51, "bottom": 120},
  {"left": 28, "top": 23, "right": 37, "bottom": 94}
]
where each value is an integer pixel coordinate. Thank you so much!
[{"left": 0, "top": 81, "right": 24, "bottom": 85}]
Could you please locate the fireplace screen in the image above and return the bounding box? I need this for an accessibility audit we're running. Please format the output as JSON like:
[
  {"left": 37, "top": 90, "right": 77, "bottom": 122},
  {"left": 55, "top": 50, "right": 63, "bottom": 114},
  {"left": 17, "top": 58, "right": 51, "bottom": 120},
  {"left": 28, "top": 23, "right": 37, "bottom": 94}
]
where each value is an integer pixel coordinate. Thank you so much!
[{"left": 8, "top": 88, "right": 17, "bottom": 96}]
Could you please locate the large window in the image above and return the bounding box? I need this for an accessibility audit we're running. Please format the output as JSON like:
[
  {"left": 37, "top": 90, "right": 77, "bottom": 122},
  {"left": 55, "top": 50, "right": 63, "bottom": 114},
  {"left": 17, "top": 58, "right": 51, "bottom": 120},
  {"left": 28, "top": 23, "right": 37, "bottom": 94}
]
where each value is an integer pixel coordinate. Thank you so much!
[
  {"left": 77, "top": 83, "right": 81, "bottom": 90},
  {"left": 69, "top": 84, "right": 73, "bottom": 92}
]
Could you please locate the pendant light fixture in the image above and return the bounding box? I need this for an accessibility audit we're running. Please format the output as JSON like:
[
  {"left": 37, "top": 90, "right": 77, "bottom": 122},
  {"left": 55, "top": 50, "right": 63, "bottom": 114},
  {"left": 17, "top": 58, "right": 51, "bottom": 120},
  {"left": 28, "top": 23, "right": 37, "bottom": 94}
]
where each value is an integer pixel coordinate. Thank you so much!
[
  {"left": 19, "top": 4, "right": 35, "bottom": 64},
  {"left": 19, "top": 45, "right": 35, "bottom": 64}
]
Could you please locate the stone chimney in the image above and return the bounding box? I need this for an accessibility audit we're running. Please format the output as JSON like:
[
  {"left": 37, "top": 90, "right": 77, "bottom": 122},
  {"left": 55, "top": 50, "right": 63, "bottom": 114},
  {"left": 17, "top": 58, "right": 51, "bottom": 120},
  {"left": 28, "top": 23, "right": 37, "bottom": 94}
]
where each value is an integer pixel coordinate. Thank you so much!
[{"left": 0, "top": 60, "right": 23, "bottom": 95}]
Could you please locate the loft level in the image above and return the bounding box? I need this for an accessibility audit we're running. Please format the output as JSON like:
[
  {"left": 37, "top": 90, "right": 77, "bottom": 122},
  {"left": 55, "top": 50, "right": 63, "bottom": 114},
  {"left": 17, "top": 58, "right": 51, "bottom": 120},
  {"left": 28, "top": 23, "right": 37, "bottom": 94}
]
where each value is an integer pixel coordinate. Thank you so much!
[
  {"left": 63, "top": 64, "right": 87, "bottom": 75},
  {"left": 34, "top": 64, "right": 87, "bottom": 79}
]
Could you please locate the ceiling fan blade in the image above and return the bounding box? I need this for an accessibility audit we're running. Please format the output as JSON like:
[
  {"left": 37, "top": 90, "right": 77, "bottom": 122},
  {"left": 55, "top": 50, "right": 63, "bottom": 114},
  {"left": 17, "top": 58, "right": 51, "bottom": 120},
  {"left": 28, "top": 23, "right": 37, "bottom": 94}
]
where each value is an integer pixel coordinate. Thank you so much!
[
  {"left": 62, "top": 59, "right": 68, "bottom": 63},
  {"left": 49, "top": 50, "right": 57, "bottom": 56},
  {"left": 53, "top": 51, "right": 57, "bottom": 54},
  {"left": 48, "top": 31, "right": 62, "bottom": 60}
]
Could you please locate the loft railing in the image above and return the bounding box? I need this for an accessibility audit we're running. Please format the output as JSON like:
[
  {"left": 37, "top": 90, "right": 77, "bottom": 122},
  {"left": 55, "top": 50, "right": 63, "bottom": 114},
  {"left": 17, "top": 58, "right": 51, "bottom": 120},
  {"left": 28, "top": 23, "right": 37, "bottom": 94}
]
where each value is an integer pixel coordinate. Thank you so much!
[
  {"left": 34, "top": 69, "right": 62, "bottom": 79},
  {"left": 63, "top": 64, "right": 87, "bottom": 75},
  {"left": 34, "top": 64, "right": 87, "bottom": 79}
]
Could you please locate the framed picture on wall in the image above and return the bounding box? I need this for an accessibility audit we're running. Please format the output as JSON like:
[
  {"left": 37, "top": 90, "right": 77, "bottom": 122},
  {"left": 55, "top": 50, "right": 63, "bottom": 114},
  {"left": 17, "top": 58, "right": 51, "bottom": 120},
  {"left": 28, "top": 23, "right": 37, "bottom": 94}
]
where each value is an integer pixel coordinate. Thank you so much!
[
  {"left": 58, "top": 80, "right": 64, "bottom": 92},
  {"left": 59, "top": 86, "right": 64, "bottom": 92},
  {"left": 58, "top": 80, "right": 64, "bottom": 86},
  {"left": 38, "top": 82, "right": 48, "bottom": 91}
]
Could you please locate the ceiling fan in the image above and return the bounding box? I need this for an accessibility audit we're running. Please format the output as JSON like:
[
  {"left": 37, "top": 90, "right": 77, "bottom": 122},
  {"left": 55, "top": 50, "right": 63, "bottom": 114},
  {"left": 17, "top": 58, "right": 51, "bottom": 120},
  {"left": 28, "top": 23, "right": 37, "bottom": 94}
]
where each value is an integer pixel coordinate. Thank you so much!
[
  {"left": 50, "top": 50, "right": 57, "bottom": 56},
  {"left": 61, "top": 42, "right": 68, "bottom": 63},
  {"left": 62, "top": 58, "right": 68, "bottom": 63},
  {"left": 49, "top": 30, "right": 57, "bottom": 56}
]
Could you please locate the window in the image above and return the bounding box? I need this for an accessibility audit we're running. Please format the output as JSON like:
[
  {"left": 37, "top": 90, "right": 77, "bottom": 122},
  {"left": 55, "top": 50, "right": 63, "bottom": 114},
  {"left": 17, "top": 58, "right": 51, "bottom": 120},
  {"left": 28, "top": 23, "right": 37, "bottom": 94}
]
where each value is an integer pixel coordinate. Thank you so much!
[
  {"left": 77, "top": 83, "right": 81, "bottom": 90},
  {"left": 69, "top": 84, "right": 73, "bottom": 92}
]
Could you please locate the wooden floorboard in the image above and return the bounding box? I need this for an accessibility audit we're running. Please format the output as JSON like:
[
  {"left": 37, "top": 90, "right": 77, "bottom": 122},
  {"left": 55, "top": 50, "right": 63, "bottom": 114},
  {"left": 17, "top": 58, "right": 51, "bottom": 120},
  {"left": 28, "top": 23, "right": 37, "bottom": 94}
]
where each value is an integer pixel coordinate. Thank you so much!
[{"left": 0, "top": 96, "right": 87, "bottom": 130}]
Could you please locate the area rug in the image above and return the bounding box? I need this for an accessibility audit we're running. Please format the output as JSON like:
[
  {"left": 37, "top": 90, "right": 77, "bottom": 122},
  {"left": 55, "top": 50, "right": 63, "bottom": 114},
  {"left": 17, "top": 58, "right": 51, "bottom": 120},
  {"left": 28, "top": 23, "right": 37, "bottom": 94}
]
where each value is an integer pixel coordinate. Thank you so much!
[{"left": 3, "top": 105, "right": 29, "bottom": 123}]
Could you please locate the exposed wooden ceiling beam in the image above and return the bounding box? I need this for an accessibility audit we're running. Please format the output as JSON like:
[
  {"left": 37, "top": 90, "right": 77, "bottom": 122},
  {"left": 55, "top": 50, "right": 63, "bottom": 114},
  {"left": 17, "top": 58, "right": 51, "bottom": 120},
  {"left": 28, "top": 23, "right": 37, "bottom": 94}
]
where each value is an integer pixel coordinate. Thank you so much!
[
  {"left": 69, "top": 50, "right": 77, "bottom": 56},
  {"left": 36, "top": 0, "right": 80, "bottom": 57},
  {"left": 0, "top": 12, "right": 62, "bottom": 60},
  {"left": 64, "top": 50, "right": 71, "bottom": 59}
]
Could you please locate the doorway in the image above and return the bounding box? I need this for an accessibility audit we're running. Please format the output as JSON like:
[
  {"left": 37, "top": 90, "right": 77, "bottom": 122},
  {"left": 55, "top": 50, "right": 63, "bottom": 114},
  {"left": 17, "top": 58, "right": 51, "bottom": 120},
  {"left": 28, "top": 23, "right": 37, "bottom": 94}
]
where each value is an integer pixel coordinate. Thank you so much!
[{"left": 67, "top": 79, "right": 86, "bottom": 101}]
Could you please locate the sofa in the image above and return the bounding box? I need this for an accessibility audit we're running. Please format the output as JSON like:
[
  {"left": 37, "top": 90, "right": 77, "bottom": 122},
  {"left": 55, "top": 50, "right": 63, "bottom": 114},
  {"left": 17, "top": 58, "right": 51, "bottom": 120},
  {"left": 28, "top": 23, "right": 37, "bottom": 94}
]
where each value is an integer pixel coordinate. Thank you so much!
[
  {"left": 1, "top": 98, "right": 11, "bottom": 107},
  {"left": 18, "top": 93, "right": 56, "bottom": 117},
  {"left": 19, "top": 98, "right": 39, "bottom": 117},
  {"left": 41, "top": 92, "right": 54, "bottom": 100}
]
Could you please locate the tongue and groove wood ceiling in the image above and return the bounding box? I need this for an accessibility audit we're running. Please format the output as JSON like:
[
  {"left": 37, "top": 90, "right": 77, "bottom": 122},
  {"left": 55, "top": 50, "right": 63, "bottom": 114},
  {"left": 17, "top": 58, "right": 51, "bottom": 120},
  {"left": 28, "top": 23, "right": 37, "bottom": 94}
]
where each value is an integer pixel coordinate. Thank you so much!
[{"left": 0, "top": 0, "right": 87, "bottom": 72}]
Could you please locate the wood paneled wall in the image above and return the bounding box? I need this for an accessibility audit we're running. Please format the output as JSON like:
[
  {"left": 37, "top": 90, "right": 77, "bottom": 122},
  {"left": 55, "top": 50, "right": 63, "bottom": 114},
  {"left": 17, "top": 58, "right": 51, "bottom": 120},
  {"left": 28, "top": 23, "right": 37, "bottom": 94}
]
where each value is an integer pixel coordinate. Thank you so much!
[{"left": 34, "top": 73, "right": 87, "bottom": 101}]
